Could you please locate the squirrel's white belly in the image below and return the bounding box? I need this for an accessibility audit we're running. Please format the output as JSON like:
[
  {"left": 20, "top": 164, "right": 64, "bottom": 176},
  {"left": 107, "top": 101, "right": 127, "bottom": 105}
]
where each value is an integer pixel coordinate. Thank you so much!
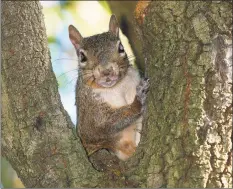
[
  {"left": 95, "top": 86, "right": 136, "bottom": 108},
  {"left": 93, "top": 67, "right": 142, "bottom": 160},
  {"left": 93, "top": 67, "right": 140, "bottom": 108}
]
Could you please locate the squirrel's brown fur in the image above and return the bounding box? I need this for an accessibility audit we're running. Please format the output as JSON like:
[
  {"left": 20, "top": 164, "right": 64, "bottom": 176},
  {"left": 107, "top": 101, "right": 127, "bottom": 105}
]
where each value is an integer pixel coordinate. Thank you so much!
[{"left": 68, "top": 15, "right": 149, "bottom": 161}]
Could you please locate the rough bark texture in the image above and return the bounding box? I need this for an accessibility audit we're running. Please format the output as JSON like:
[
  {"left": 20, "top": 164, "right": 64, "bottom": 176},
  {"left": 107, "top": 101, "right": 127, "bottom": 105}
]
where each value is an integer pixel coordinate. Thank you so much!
[
  {"left": 1, "top": 1, "right": 232, "bottom": 188},
  {"left": 1, "top": 1, "right": 103, "bottom": 187},
  {"left": 134, "top": 1, "right": 232, "bottom": 188}
]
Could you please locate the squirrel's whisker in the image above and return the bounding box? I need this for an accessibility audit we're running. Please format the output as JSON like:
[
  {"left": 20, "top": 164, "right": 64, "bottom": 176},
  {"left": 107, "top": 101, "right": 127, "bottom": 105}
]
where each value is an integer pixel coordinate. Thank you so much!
[
  {"left": 61, "top": 76, "right": 79, "bottom": 88},
  {"left": 56, "top": 69, "right": 78, "bottom": 79},
  {"left": 80, "top": 70, "right": 93, "bottom": 74},
  {"left": 81, "top": 72, "right": 93, "bottom": 77},
  {"left": 83, "top": 75, "right": 94, "bottom": 83},
  {"left": 52, "top": 58, "right": 79, "bottom": 64}
]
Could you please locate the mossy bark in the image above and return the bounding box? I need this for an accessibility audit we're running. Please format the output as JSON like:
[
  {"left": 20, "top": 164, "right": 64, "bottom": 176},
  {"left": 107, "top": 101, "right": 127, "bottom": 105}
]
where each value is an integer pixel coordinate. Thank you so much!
[
  {"left": 134, "top": 1, "right": 232, "bottom": 188},
  {"left": 2, "top": 1, "right": 232, "bottom": 188}
]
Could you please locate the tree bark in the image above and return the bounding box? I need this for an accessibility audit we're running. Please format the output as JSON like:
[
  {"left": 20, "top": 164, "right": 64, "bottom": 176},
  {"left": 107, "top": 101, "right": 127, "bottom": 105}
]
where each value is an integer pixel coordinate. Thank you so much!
[
  {"left": 134, "top": 1, "right": 232, "bottom": 188},
  {"left": 2, "top": 1, "right": 232, "bottom": 188},
  {"left": 1, "top": 1, "right": 103, "bottom": 187}
]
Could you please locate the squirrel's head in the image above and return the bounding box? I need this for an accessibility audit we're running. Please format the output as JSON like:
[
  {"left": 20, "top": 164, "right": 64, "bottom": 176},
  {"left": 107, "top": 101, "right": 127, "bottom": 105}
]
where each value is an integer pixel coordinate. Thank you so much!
[{"left": 68, "top": 15, "right": 129, "bottom": 88}]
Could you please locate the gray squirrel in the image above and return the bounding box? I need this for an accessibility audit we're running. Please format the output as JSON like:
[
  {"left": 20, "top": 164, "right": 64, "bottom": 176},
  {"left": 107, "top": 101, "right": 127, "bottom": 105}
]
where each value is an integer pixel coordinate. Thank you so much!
[{"left": 68, "top": 15, "right": 149, "bottom": 162}]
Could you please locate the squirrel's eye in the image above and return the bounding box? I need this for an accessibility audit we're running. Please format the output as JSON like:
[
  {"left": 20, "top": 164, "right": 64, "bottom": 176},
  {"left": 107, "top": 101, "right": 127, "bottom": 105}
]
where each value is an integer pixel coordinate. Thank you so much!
[
  {"left": 118, "top": 42, "right": 125, "bottom": 54},
  {"left": 80, "top": 52, "right": 87, "bottom": 62}
]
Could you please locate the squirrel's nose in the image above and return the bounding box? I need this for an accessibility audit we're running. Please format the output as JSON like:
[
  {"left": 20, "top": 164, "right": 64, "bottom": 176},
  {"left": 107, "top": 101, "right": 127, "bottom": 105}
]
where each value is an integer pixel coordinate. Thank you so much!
[
  {"left": 102, "top": 69, "right": 110, "bottom": 76},
  {"left": 102, "top": 67, "right": 113, "bottom": 76}
]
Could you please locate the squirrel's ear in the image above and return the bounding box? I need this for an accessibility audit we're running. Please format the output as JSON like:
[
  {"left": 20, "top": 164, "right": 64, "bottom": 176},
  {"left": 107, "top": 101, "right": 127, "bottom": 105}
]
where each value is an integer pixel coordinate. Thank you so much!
[
  {"left": 68, "top": 25, "right": 83, "bottom": 49},
  {"left": 109, "top": 15, "right": 119, "bottom": 37}
]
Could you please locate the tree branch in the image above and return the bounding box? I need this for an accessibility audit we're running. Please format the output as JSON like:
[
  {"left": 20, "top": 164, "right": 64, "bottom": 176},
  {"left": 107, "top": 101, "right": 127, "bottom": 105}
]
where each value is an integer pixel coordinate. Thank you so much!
[{"left": 1, "top": 1, "right": 103, "bottom": 187}]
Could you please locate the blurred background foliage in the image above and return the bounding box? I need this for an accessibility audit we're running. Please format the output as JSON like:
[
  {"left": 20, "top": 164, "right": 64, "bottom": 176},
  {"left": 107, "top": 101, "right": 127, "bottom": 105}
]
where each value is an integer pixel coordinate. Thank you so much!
[{"left": 1, "top": 1, "right": 138, "bottom": 188}]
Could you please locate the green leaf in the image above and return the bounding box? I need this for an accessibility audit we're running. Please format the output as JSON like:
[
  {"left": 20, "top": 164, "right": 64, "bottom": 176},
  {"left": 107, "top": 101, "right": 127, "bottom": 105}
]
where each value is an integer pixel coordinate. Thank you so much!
[
  {"left": 98, "top": 1, "right": 112, "bottom": 14},
  {"left": 48, "top": 36, "right": 56, "bottom": 44}
]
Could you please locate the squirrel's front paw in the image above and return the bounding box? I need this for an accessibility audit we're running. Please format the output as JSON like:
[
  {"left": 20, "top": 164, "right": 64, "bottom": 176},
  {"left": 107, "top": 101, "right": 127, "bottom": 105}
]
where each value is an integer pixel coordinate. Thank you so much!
[{"left": 136, "top": 77, "right": 150, "bottom": 107}]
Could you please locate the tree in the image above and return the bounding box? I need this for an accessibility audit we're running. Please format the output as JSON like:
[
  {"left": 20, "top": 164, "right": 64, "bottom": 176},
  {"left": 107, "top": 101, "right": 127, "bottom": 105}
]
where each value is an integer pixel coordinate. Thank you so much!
[
  {"left": 2, "top": 1, "right": 232, "bottom": 188},
  {"left": 133, "top": 1, "right": 232, "bottom": 188}
]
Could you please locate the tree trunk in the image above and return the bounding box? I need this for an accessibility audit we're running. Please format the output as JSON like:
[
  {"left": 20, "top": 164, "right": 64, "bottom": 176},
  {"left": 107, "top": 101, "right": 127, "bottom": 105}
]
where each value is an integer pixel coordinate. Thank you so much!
[
  {"left": 2, "top": 1, "right": 232, "bottom": 188},
  {"left": 134, "top": 1, "right": 232, "bottom": 188},
  {"left": 1, "top": 1, "right": 103, "bottom": 187}
]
